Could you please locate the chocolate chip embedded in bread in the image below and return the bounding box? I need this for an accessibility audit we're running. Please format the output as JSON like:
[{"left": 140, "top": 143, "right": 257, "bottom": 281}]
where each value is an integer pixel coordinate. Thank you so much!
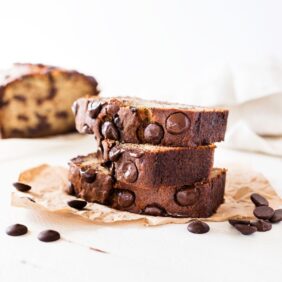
[
  {"left": 81, "top": 169, "right": 96, "bottom": 183},
  {"left": 144, "top": 123, "right": 164, "bottom": 145},
  {"left": 101, "top": 121, "right": 119, "bottom": 140},
  {"left": 14, "top": 95, "right": 27, "bottom": 102},
  {"left": 88, "top": 101, "right": 102, "bottom": 118},
  {"left": 120, "top": 161, "right": 138, "bottom": 183},
  {"left": 175, "top": 186, "right": 200, "bottom": 206},
  {"left": 166, "top": 112, "right": 190, "bottom": 134},
  {"left": 112, "top": 189, "right": 135, "bottom": 208},
  {"left": 143, "top": 205, "right": 166, "bottom": 216},
  {"left": 17, "top": 114, "right": 29, "bottom": 121},
  {"left": 55, "top": 111, "right": 68, "bottom": 119},
  {"left": 109, "top": 147, "right": 124, "bottom": 162}
]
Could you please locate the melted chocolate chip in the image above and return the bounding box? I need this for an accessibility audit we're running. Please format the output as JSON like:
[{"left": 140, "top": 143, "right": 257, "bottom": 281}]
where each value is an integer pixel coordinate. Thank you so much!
[
  {"left": 13, "top": 182, "right": 31, "bottom": 192},
  {"left": 67, "top": 199, "right": 87, "bottom": 210},
  {"left": 254, "top": 206, "right": 274, "bottom": 220},
  {"left": 120, "top": 161, "right": 138, "bottom": 183},
  {"left": 101, "top": 121, "right": 119, "bottom": 140},
  {"left": 175, "top": 186, "right": 199, "bottom": 206},
  {"left": 81, "top": 124, "right": 93, "bottom": 134},
  {"left": 6, "top": 224, "right": 28, "bottom": 236},
  {"left": 38, "top": 230, "right": 60, "bottom": 242},
  {"left": 143, "top": 205, "right": 166, "bottom": 216},
  {"left": 113, "top": 190, "right": 135, "bottom": 208},
  {"left": 109, "top": 147, "right": 123, "bottom": 161},
  {"left": 81, "top": 170, "right": 96, "bottom": 183},
  {"left": 187, "top": 221, "right": 210, "bottom": 234},
  {"left": 166, "top": 112, "right": 190, "bottom": 134},
  {"left": 144, "top": 123, "right": 164, "bottom": 145},
  {"left": 88, "top": 101, "right": 102, "bottom": 118},
  {"left": 234, "top": 224, "right": 257, "bottom": 235},
  {"left": 250, "top": 193, "right": 269, "bottom": 207}
]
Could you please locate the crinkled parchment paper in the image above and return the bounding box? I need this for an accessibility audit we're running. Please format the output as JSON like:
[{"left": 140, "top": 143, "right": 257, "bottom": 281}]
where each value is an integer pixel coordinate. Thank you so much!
[{"left": 11, "top": 164, "right": 282, "bottom": 226}]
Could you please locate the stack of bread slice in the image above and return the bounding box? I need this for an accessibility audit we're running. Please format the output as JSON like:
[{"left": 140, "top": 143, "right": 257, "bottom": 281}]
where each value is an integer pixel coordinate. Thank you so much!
[{"left": 68, "top": 97, "right": 228, "bottom": 217}]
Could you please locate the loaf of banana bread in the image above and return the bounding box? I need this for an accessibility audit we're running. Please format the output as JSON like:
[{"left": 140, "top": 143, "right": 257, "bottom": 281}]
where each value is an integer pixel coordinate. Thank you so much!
[
  {"left": 68, "top": 153, "right": 226, "bottom": 218},
  {"left": 100, "top": 140, "right": 215, "bottom": 187},
  {"left": 0, "top": 63, "right": 99, "bottom": 138},
  {"left": 73, "top": 96, "right": 228, "bottom": 147}
]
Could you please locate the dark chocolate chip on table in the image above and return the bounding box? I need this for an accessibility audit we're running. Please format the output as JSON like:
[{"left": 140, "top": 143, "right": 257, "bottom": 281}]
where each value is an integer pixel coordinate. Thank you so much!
[
  {"left": 166, "top": 112, "right": 190, "bottom": 134},
  {"left": 253, "top": 206, "right": 274, "bottom": 220},
  {"left": 101, "top": 121, "right": 119, "bottom": 140},
  {"left": 38, "top": 230, "right": 60, "bottom": 242},
  {"left": 13, "top": 182, "right": 31, "bottom": 192},
  {"left": 67, "top": 200, "right": 87, "bottom": 210},
  {"left": 88, "top": 101, "right": 102, "bottom": 118},
  {"left": 6, "top": 224, "right": 28, "bottom": 236},
  {"left": 250, "top": 220, "right": 272, "bottom": 232},
  {"left": 270, "top": 209, "right": 282, "bottom": 223},
  {"left": 143, "top": 123, "right": 164, "bottom": 145},
  {"left": 250, "top": 193, "right": 269, "bottom": 207},
  {"left": 234, "top": 224, "right": 257, "bottom": 235},
  {"left": 187, "top": 221, "right": 210, "bottom": 234},
  {"left": 228, "top": 219, "right": 251, "bottom": 226}
]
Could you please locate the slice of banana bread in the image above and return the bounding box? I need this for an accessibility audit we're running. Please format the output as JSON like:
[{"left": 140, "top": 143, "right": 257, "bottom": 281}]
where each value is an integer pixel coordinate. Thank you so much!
[
  {"left": 73, "top": 96, "right": 228, "bottom": 147},
  {"left": 100, "top": 140, "right": 215, "bottom": 187},
  {"left": 0, "top": 63, "right": 99, "bottom": 138},
  {"left": 68, "top": 153, "right": 226, "bottom": 218}
]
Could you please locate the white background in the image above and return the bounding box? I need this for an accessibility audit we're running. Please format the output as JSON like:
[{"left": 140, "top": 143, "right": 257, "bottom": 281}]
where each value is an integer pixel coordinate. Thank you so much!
[{"left": 0, "top": 1, "right": 282, "bottom": 282}]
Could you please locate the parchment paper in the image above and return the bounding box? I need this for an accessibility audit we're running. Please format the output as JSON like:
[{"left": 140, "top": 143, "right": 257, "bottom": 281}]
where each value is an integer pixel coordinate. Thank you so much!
[{"left": 11, "top": 164, "right": 282, "bottom": 226}]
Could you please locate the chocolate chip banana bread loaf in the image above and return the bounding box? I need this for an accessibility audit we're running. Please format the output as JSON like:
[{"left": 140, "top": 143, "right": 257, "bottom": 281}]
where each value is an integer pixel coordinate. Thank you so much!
[
  {"left": 0, "top": 63, "right": 99, "bottom": 138},
  {"left": 100, "top": 140, "right": 215, "bottom": 187},
  {"left": 73, "top": 96, "right": 228, "bottom": 147},
  {"left": 68, "top": 153, "right": 226, "bottom": 217}
]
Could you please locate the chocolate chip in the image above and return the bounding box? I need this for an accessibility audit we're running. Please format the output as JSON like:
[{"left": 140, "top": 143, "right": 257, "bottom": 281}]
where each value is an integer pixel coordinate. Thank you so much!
[
  {"left": 253, "top": 206, "right": 274, "bottom": 220},
  {"left": 143, "top": 205, "right": 165, "bottom": 216},
  {"left": 81, "top": 124, "right": 93, "bottom": 134},
  {"left": 114, "top": 116, "right": 123, "bottom": 129},
  {"left": 270, "top": 209, "right": 282, "bottom": 223},
  {"left": 81, "top": 170, "right": 96, "bottom": 183},
  {"left": 187, "top": 221, "right": 210, "bottom": 234},
  {"left": 144, "top": 123, "right": 164, "bottom": 145},
  {"left": 17, "top": 114, "right": 29, "bottom": 121},
  {"left": 251, "top": 220, "right": 272, "bottom": 232},
  {"left": 14, "top": 95, "right": 27, "bottom": 102},
  {"left": 166, "top": 112, "right": 190, "bottom": 134},
  {"left": 66, "top": 183, "right": 75, "bottom": 195},
  {"left": 67, "top": 200, "right": 87, "bottom": 210},
  {"left": 55, "top": 111, "right": 68, "bottom": 119},
  {"left": 6, "top": 224, "right": 28, "bottom": 236},
  {"left": 175, "top": 186, "right": 199, "bottom": 206},
  {"left": 109, "top": 147, "right": 123, "bottom": 161},
  {"left": 120, "top": 161, "right": 138, "bottom": 183},
  {"left": 113, "top": 190, "right": 135, "bottom": 208},
  {"left": 38, "top": 230, "right": 60, "bottom": 242},
  {"left": 234, "top": 224, "right": 257, "bottom": 235},
  {"left": 101, "top": 121, "right": 119, "bottom": 140},
  {"left": 13, "top": 182, "right": 31, "bottom": 192},
  {"left": 88, "top": 101, "right": 102, "bottom": 118},
  {"left": 250, "top": 193, "right": 269, "bottom": 207},
  {"left": 71, "top": 101, "right": 79, "bottom": 115},
  {"left": 228, "top": 219, "right": 250, "bottom": 226}
]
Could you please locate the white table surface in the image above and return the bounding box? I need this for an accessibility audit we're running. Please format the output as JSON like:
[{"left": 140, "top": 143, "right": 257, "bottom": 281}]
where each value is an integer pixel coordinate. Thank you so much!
[{"left": 0, "top": 135, "right": 281, "bottom": 282}]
